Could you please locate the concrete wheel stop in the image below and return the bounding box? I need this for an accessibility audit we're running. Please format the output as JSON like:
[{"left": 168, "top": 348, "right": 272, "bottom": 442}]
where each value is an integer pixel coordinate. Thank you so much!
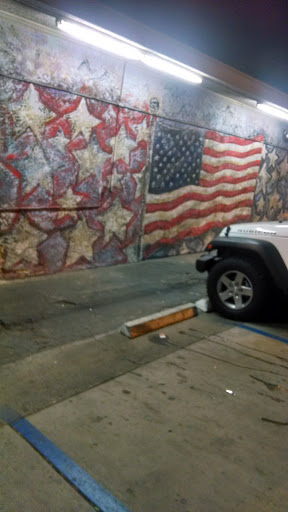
[{"left": 120, "top": 302, "right": 198, "bottom": 338}]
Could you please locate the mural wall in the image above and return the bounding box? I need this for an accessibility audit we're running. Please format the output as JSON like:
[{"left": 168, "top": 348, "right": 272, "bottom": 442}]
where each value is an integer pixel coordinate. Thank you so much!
[
  {"left": 0, "top": 78, "right": 152, "bottom": 277},
  {"left": 0, "top": 3, "right": 288, "bottom": 278},
  {"left": 251, "top": 145, "right": 288, "bottom": 221}
]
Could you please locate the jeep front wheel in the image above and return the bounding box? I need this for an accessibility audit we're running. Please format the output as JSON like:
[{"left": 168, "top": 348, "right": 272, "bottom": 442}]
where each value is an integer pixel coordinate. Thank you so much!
[{"left": 207, "top": 257, "right": 268, "bottom": 320}]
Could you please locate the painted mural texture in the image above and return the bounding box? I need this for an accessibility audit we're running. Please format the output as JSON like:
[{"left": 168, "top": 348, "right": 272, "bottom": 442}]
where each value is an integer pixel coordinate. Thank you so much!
[
  {"left": 251, "top": 144, "right": 288, "bottom": 221},
  {"left": 0, "top": 78, "right": 152, "bottom": 278},
  {"left": 142, "top": 119, "right": 264, "bottom": 258},
  {"left": 0, "top": 16, "right": 123, "bottom": 102},
  {"left": 1, "top": 5, "right": 288, "bottom": 279}
]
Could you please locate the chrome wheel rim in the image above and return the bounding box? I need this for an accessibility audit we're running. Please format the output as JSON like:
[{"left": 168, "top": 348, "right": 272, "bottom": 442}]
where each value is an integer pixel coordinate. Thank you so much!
[{"left": 216, "top": 271, "right": 253, "bottom": 310}]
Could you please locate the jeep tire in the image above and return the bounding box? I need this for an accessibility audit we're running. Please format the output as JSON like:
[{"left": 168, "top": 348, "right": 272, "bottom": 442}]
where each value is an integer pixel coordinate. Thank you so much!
[{"left": 207, "top": 257, "right": 268, "bottom": 320}]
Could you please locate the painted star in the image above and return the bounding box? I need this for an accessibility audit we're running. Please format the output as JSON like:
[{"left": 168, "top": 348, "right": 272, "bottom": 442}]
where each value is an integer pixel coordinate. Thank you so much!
[
  {"left": 268, "top": 170, "right": 278, "bottom": 188},
  {"left": 45, "top": 128, "right": 70, "bottom": 155},
  {"left": 0, "top": 161, "right": 20, "bottom": 207},
  {"left": 102, "top": 105, "right": 117, "bottom": 124},
  {"left": 66, "top": 98, "right": 101, "bottom": 140},
  {"left": 254, "top": 194, "right": 266, "bottom": 216},
  {"left": 57, "top": 187, "right": 81, "bottom": 209},
  {"left": 111, "top": 169, "right": 123, "bottom": 190},
  {"left": 261, "top": 144, "right": 268, "bottom": 161},
  {"left": 99, "top": 198, "right": 134, "bottom": 244},
  {"left": 269, "top": 188, "right": 282, "bottom": 212},
  {"left": 65, "top": 218, "right": 100, "bottom": 266},
  {"left": 4, "top": 217, "right": 46, "bottom": 269},
  {"left": 73, "top": 140, "right": 110, "bottom": 182},
  {"left": 135, "top": 117, "right": 150, "bottom": 143},
  {"left": 23, "top": 144, "right": 54, "bottom": 193},
  {"left": 11, "top": 85, "right": 53, "bottom": 140},
  {"left": 109, "top": 126, "right": 138, "bottom": 164},
  {"left": 255, "top": 166, "right": 271, "bottom": 196},
  {"left": 277, "top": 155, "right": 288, "bottom": 180},
  {"left": 267, "top": 148, "right": 278, "bottom": 169},
  {"left": 133, "top": 168, "right": 146, "bottom": 195}
]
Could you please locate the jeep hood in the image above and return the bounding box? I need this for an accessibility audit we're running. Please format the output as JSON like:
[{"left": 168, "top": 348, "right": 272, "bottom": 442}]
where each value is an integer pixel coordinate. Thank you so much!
[{"left": 219, "top": 221, "right": 288, "bottom": 238}]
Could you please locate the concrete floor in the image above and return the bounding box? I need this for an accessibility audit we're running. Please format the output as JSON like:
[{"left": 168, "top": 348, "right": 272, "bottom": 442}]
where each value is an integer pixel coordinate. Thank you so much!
[
  {"left": 0, "top": 254, "right": 205, "bottom": 364},
  {"left": 0, "top": 256, "right": 288, "bottom": 511}
]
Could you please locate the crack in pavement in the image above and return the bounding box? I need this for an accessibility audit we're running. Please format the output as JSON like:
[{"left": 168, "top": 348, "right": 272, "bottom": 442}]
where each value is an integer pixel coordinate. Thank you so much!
[
  {"left": 229, "top": 341, "right": 288, "bottom": 364},
  {"left": 208, "top": 338, "right": 288, "bottom": 370},
  {"left": 250, "top": 374, "right": 288, "bottom": 393},
  {"left": 257, "top": 392, "right": 285, "bottom": 403},
  {"left": 261, "top": 417, "right": 288, "bottom": 425},
  {"left": 184, "top": 347, "right": 288, "bottom": 376}
]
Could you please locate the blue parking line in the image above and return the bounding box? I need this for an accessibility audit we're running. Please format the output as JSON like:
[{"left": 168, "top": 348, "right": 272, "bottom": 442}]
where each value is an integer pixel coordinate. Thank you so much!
[
  {"left": 232, "top": 323, "right": 288, "bottom": 345},
  {"left": 1, "top": 406, "right": 129, "bottom": 512}
]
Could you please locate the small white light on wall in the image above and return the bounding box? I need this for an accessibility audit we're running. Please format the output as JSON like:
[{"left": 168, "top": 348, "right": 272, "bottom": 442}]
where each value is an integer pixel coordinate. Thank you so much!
[
  {"left": 142, "top": 54, "right": 202, "bottom": 84},
  {"left": 58, "top": 20, "right": 143, "bottom": 60},
  {"left": 257, "top": 103, "right": 288, "bottom": 122}
]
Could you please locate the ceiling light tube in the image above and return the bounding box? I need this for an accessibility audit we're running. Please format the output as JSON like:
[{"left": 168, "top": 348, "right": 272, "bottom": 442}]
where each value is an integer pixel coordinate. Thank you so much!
[
  {"left": 142, "top": 54, "right": 202, "bottom": 83},
  {"left": 58, "top": 20, "right": 143, "bottom": 60},
  {"left": 57, "top": 20, "right": 203, "bottom": 84},
  {"left": 257, "top": 103, "right": 288, "bottom": 122}
]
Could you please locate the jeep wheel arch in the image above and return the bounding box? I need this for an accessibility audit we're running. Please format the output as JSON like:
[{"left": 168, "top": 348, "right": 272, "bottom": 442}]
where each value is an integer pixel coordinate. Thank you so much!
[
  {"left": 205, "top": 237, "right": 288, "bottom": 294},
  {"left": 207, "top": 256, "right": 269, "bottom": 320}
]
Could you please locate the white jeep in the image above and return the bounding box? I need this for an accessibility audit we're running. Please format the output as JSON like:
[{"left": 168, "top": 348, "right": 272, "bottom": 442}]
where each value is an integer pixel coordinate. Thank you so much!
[{"left": 196, "top": 221, "right": 288, "bottom": 320}]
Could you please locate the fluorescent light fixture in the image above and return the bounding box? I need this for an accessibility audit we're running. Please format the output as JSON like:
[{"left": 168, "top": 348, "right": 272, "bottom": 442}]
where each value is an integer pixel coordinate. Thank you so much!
[
  {"left": 57, "top": 20, "right": 203, "bottom": 84},
  {"left": 58, "top": 20, "right": 143, "bottom": 60},
  {"left": 142, "top": 54, "right": 202, "bottom": 83},
  {"left": 257, "top": 103, "right": 288, "bottom": 122}
]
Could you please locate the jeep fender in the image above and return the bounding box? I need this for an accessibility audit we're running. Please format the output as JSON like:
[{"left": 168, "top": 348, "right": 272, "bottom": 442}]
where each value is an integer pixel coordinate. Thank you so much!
[{"left": 199, "top": 237, "right": 288, "bottom": 293}]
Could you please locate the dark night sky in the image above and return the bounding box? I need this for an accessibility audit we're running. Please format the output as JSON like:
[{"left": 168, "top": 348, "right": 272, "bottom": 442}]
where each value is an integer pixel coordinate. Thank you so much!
[{"left": 39, "top": 0, "right": 288, "bottom": 94}]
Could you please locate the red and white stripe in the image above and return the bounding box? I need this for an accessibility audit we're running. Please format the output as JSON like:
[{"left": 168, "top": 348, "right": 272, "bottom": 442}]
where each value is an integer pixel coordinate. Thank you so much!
[{"left": 143, "top": 131, "right": 264, "bottom": 253}]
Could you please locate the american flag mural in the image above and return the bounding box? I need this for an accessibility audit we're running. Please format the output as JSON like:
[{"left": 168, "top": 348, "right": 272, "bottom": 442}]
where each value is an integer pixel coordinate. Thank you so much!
[
  {"left": 0, "top": 78, "right": 152, "bottom": 278},
  {"left": 142, "top": 120, "right": 264, "bottom": 258}
]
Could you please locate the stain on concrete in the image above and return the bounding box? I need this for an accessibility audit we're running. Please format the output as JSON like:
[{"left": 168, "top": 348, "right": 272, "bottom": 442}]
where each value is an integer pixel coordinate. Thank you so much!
[{"left": 148, "top": 334, "right": 171, "bottom": 345}]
